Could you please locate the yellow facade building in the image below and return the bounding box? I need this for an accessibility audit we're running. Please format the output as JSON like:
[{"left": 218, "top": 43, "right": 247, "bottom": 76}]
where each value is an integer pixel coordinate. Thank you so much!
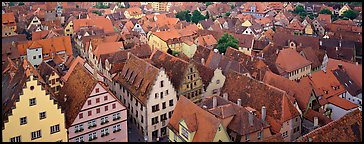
[
  {"left": 339, "top": 4, "right": 351, "bottom": 16},
  {"left": 2, "top": 60, "right": 68, "bottom": 142},
  {"left": 64, "top": 20, "right": 74, "bottom": 37},
  {"left": 148, "top": 30, "right": 183, "bottom": 52}
]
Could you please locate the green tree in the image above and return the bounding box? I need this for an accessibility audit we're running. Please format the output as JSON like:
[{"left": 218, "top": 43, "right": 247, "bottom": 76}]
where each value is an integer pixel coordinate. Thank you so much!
[
  {"left": 76, "top": 4, "right": 79, "bottom": 8},
  {"left": 342, "top": 10, "right": 358, "bottom": 20},
  {"left": 293, "top": 5, "right": 306, "bottom": 14},
  {"left": 230, "top": 4, "right": 235, "bottom": 9},
  {"left": 225, "top": 12, "right": 231, "bottom": 17},
  {"left": 205, "top": 2, "right": 213, "bottom": 7},
  {"left": 18, "top": 2, "right": 24, "bottom": 6},
  {"left": 9, "top": 2, "right": 15, "bottom": 6},
  {"left": 175, "top": 10, "right": 191, "bottom": 22},
  {"left": 191, "top": 10, "right": 205, "bottom": 24},
  {"left": 216, "top": 33, "right": 239, "bottom": 54},
  {"left": 205, "top": 11, "right": 210, "bottom": 19},
  {"left": 319, "top": 8, "right": 333, "bottom": 15}
]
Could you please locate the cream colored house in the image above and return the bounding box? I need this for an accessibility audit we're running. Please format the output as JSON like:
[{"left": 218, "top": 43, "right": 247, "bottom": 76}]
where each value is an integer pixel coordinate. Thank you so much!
[
  {"left": 27, "top": 16, "right": 42, "bottom": 30},
  {"left": 204, "top": 68, "right": 226, "bottom": 97},
  {"left": 2, "top": 60, "right": 68, "bottom": 142},
  {"left": 112, "top": 53, "right": 178, "bottom": 142},
  {"left": 339, "top": 4, "right": 351, "bottom": 16},
  {"left": 181, "top": 41, "right": 197, "bottom": 58}
]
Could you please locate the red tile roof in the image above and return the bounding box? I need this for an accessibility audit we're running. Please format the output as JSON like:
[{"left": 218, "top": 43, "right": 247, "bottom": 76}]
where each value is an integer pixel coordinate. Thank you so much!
[
  {"left": 73, "top": 18, "right": 114, "bottom": 34},
  {"left": 57, "top": 63, "right": 98, "bottom": 128},
  {"left": 168, "top": 96, "right": 224, "bottom": 142},
  {"left": 61, "top": 56, "right": 85, "bottom": 82},
  {"left": 17, "top": 36, "right": 73, "bottom": 60},
  {"left": 297, "top": 109, "right": 362, "bottom": 142},
  {"left": 114, "top": 53, "right": 160, "bottom": 105},
  {"left": 309, "top": 70, "right": 346, "bottom": 100},
  {"left": 318, "top": 14, "right": 331, "bottom": 24},
  {"left": 126, "top": 7, "right": 142, "bottom": 16},
  {"left": 221, "top": 71, "right": 300, "bottom": 133},
  {"left": 2, "top": 13, "right": 16, "bottom": 25},
  {"left": 303, "top": 109, "right": 332, "bottom": 127},
  {"left": 327, "top": 58, "right": 362, "bottom": 88},
  {"left": 275, "top": 48, "right": 312, "bottom": 72},
  {"left": 327, "top": 96, "right": 358, "bottom": 110}
]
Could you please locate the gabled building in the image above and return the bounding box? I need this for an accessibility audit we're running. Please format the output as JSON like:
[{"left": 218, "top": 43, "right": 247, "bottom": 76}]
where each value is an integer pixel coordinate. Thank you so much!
[
  {"left": 275, "top": 48, "right": 312, "bottom": 81},
  {"left": 2, "top": 59, "right": 68, "bottom": 142},
  {"left": 168, "top": 96, "right": 231, "bottom": 142},
  {"left": 221, "top": 71, "right": 301, "bottom": 142},
  {"left": 16, "top": 36, "right": 73, "bottom": 68},
  {"left": 124, "top": 7, "right": 143, "bottom": 19},
  {"left": 57, "top": 63, "right": 128, "bottom": 142},
  {"left": 2, "top": 13, "right": 17, "bottom": 32},
  {"left": 112, "top": 53, "right": 178, "bottom": 141},
  {"left": 149, "top": 49, "right": 204, "bottom": 103},
  {"left": 38, "top": 62, "right": 64, "bottom": 93},
  {"left": 200, "top": 95, "right": 272, "bottom": 142}
]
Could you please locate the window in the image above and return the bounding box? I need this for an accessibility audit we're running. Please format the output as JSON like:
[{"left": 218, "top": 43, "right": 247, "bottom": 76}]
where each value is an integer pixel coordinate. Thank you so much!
[
  {"left": 74, "top": 124, "right": 84, "bottom": 132},
  {"left": 113, "top": 112, "right": 121, "bottom": 120},
  {"left": 79, "top": 113, "right": 83, "bottom": 119},
  {"left": 101, "top": 128, "right": 109, "bottom": 137},
  {"left": 112, "top": 124, "right": 121, "bottom": 132},
  {"left": 141, "top": 115, "right": 144, "bottom": 123},
  {"left": 282, "top": 131, "right": 288, "bottom": 138},
  {"left": 50, "top": 124, "right": 60, "bottom": 134},
  {"left": 31, "top": 130, "right": 42, "bottom": 140},
  {"left": 29, "top": 98, "right": 36, "bottom": 106},
  {"left": 112, "top": 103, "right": 116, "bottom": 109},
  {"left": 152, "top": 104, "right": 160, "bottom": 112},
  {"left": 88, "top": 111, "right": 92, "bottom": 116},
  {"left": 96, "top": 98, "right": 100, "bottom": 103},
  {"left": 161, "top": 113, "right": 167, "bottom": 121},
  {"left": 166, "top": 90, "right": 169, "bottom": 95},
  {"left": 20, "top": 117, "right": 27, "bottom": 125},
  {"left": 88, "top": 120, "right": 96, "bottom": 128},
  {"left": 10, "top": 136, "right": 21, "bottom": 142},
  {"left": 75, "top": 136, "right": 84, "bottom": 142},
  {"left": 104, "top": 96, "right": 108, "bottom": 101},
  {"left": 38, "top": 55, "right": 41, "bottom": 58},
  {"left": 257, "top": 131, "right": 262, "bottom": 140},
  {"left": 155, "top": 93, "right": 158, "bottom": 99},
  {"left": 190, "top": 68, "right": 193, "bottom": 73},
  {"left": 160, "top": 92, "right": 164, "bottom": 99},
  {"left": 245, "top": 134, "right": 250, "bottom": 141},
  {"left": 88, "top": 132, "right": 97, "bottom": 141},
  {"left": 296, "top": 117, "right": 298, "bottom": 122},
  {"left": 140, "top": 106, "right": 143, "bottom": 111},
  {"left": 39, "top": 112, "right": 46, "bottom": 120},
  {"left": 33, "top": 56, "right": 36, "bottom": 59},
  {"left": 216, "top": 80, "right": 220, "bottom": 84},
  {"left": 160, "top": 80, "right": 164, "bottom": 87},
  {"left": 169, "top": 111, "right": 173, "bottom": 118},
  {"left": 152, "top": 116, "right": 159, "bottom": 125},
  {"left": 101, "top": 116, "right": 109, "bottom": 124},
  {"left": 181, "top": 125, "right": 189, "bottom": 139},
  {"left": 105, "top": 105, "right": 108, "bottom": 111},
  {"left": 96, "top": 108, "right": 100, "bottom": 113},
  {"left": 88, "top": 100, "right": 91, "bottom": 105},
  {"left": 169, "top": 99, "right": 174, "bottom": 107},
  {"left": 95, "top": 88, "right": 99, "bottom": 93},
  {"left": 162, "top": 102, "right": 166, "bottom": 109}
]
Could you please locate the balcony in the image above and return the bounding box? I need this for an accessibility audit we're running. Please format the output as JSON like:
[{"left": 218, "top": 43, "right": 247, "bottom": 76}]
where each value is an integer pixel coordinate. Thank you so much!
[
  {"left": 88, "top": 124, "right": 97, "bottom": 129},
  {"left": 101, "top": 120, "right": 109, "bottom": 125},
  {"left": 74, "top": 128, "right": 84, "bottom": 133},
  {"left": 101, "top": 132, "right": 110, "bottom": 137},
  {"left": 113, "top": 116, "right": 121, "bottom": 121}
]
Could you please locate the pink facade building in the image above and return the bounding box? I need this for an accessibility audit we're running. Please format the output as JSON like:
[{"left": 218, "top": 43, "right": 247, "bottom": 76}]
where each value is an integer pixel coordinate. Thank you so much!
[{"left": 58, "top": 63, "right": 128, "bottom": 142}]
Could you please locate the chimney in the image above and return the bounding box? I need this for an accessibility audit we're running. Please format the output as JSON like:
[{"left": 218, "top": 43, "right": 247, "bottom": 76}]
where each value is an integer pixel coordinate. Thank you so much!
[
  {"left": 127, "top": 52, "right": 131, "bottom": 59},
  {"left": 356, "top": 62, "right": 358, "bottom": 65},
  {"left": 223, "top": 93, "right": 228, "bottom": 100},
  {"left": 202, "top": 105, "right": 207, "bottom": 110},
  {"left": 261, "top": 53, "right": 264, "bottom": 58},
  {"left": 214, "top": 49, "right": 219, "bottom": 53},
  {"left": 335, "top": 47, "right": 338, "bottom": 51},
  {"left": 201, "top": 58, "right": 205, "bottom": 65},
  {"left": 313, "top": 116, "right": 318, "bottom": 127},
  {"left": 319, "top": 40, "right": 322, "bottom": 46},
  {"left": 339, "top": 40, "right": 342, "bottom": 48},
  {"left": 237, "top": 99, "right": 241, "bottom": 106},
  {"left": 276, "top": 49, "right": 279, "bottom": 54},
  {"left": 64, "top": 94, "right": 67, "bottom": 102},
  {"left": 213, "top": 96, "right": 217, "bottom": 108},
  {"left": 248, "top": 111, "right": 254, "bottom": 126},
  {"left": 262, "top": 106, "right": 266, "bottom": 122},
  {"left": 250, "top": 56, "right": 254, "bottom": 62}
]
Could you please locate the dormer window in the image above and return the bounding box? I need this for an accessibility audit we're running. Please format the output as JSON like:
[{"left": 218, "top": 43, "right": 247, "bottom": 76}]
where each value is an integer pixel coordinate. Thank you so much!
[{"left": 180, "top": 124, "right": 189, "bottom": 140}]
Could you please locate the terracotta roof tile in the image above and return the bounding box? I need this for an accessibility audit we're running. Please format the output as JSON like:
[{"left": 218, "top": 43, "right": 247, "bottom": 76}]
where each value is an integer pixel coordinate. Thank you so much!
[
  {"left": 17, "top": 36, "right": 73, "bottom": 60},
  {"left": 61, "top": 56, "right": 85, "bottom": 82},
  {"left": 57, "top": 63, "right": 97, "bottom": 128},
  {"left": 303, "top": 109, "right": 332, "bottom": 127},
  {"left": 263, "top": 71, "right": 312, "bottom": 111},
  {"left": 318, "top": 14, "right": 331, "bottom": 24},
  {"left": 191, "top": 60, "right": 215, "bottom": 89},
  {"left": 332, "top": 68, "right": 361, "bottom": 96},
  {"left": 93, "top": 42, "right": 124, "bottom": 61},
  {"left": 309, "top": 70, "right": 346, "bottom": 100},
  {"left": 327, "top": 96, "right": 358, "bottom": 110},
  {"left": 126, "top": 7, "right": 142, "bottom": 16},
  {"left": 201, "top": 96, "right": 270, "bottom": 136},
  {"left": 275, "top": 48, "right": 312, "bottom": 72},
  {"left": 168, "top": 96, "right": 223, "bottom": 142},
  {"left": 327, "top": 58, "right": 362, "bottom": 87},
  {"left": 149, "top": 49, "right": 189, "bottom": 89},
  {"left": 299, "top": 47, "right": 325, "bottom": 68},
  {"left": 114, "top": 53, "right": 160, "bottom": 105},
  {"left": 298, "top": 109, "right": 362, "bottom": 142},
  {"left": 73, "top": 18, "right": 114, "bottom": 34},
  {"left": 2, "top": 13, "right": 16, "bottom": 25},
  {"left": 221, "top": 71, "right": 300, "bottom": 133}
]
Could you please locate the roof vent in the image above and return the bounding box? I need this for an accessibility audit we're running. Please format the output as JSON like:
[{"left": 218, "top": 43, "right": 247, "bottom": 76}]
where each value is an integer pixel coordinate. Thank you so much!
[{"left": 338, "top": 64, "right": 343, "bottom": 69}]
